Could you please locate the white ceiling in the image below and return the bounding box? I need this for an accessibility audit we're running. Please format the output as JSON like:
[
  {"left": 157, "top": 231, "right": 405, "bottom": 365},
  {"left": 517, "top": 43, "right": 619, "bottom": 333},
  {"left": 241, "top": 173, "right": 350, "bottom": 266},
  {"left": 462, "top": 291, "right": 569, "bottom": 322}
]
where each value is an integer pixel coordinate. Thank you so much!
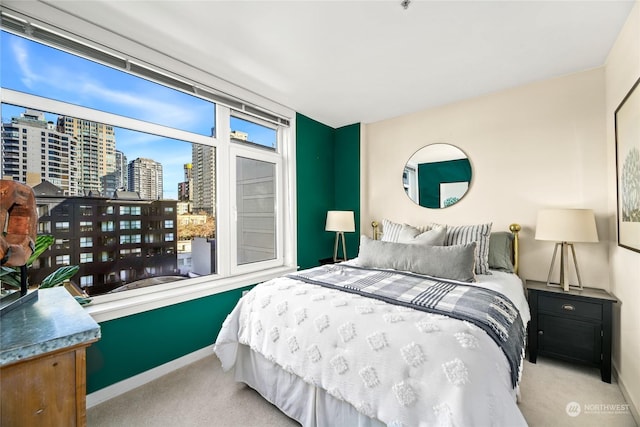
[{"left": 10, "top": 1, "right": 637, "bottom": 128}]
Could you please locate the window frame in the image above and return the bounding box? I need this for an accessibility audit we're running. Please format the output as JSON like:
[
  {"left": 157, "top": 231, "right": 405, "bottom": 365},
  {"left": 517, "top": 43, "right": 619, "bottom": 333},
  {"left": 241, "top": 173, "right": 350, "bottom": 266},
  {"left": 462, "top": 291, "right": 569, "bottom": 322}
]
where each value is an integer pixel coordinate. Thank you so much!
[{"left": 0, "top": 16, "right": 297, "bottom": 322}]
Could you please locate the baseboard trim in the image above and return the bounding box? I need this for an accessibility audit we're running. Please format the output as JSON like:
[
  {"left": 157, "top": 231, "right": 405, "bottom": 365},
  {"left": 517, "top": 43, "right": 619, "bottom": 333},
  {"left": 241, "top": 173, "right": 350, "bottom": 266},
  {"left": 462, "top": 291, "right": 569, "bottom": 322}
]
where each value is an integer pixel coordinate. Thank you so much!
[
  {"left": 613, "top": 364, "right": 640, "bottom": 425},
  {"left": 86, "top": 346, "right": 213, "bottom": 409}
]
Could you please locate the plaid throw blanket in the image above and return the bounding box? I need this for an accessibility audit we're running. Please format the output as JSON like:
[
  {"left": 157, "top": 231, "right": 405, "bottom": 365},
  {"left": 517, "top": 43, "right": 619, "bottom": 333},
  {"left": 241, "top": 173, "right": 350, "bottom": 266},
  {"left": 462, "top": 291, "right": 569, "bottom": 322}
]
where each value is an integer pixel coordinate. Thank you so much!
[{"left": 288, "top": 264, "right": 526, "bottom": 388}]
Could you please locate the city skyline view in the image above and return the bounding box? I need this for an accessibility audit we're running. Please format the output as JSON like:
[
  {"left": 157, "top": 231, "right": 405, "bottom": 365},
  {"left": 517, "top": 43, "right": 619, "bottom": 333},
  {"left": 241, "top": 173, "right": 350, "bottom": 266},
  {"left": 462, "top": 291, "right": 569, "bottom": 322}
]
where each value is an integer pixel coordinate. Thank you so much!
[{"left": 1, "top": 31, "right": 277, "bottom": 200}]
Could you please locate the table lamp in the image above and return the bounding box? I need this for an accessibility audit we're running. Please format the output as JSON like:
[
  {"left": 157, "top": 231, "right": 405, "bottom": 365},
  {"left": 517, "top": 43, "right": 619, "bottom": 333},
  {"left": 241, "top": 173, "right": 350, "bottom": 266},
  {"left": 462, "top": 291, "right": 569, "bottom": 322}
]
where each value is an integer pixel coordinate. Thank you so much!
[
  {"left": 325, "top": 211, "right": 355, "bottom": 262},
  {"left": 535, "top": 208, "right": 598, "bottom": 291}
]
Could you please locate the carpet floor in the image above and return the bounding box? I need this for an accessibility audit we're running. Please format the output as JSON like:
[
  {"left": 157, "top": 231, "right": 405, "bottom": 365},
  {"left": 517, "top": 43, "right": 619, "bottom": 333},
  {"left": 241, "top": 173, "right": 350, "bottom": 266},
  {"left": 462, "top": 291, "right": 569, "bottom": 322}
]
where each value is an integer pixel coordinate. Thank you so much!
[{"left": 87, "top": 353, "right": 637, "bottom": 426}]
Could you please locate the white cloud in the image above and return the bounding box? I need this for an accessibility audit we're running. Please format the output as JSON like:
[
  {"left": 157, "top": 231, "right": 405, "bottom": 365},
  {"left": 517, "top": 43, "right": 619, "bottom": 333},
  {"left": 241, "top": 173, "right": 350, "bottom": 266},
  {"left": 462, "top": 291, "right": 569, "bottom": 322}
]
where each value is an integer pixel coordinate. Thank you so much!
[
  {"left": 11, "top": 38, "right": 41, "bottom": 89},
  {"left": 8, "top": 35, "right": 212, "bottom": 132}
]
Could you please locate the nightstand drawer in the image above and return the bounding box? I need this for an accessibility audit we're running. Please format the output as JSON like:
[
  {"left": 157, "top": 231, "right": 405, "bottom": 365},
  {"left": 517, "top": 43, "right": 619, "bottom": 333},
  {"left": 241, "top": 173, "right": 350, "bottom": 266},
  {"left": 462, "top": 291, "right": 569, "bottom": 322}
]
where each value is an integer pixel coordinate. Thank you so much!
[{"left": 538, "top": 295, "right": 602, "bottom": 321}]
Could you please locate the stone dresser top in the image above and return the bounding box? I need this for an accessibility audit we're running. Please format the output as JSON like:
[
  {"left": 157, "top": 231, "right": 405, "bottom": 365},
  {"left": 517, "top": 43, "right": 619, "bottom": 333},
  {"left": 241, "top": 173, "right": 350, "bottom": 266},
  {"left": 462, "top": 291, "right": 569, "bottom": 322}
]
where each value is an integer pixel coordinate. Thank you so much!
[{"left": 0, "top": 287, "right": 101, "bottom": 367}]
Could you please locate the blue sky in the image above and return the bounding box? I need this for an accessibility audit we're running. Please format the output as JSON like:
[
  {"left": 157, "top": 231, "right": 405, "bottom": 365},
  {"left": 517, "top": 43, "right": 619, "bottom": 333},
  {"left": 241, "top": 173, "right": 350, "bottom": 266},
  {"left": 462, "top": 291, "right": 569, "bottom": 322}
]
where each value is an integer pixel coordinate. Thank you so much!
[{"left": 1, "top": 31, "right": 276, "bottom": 199}]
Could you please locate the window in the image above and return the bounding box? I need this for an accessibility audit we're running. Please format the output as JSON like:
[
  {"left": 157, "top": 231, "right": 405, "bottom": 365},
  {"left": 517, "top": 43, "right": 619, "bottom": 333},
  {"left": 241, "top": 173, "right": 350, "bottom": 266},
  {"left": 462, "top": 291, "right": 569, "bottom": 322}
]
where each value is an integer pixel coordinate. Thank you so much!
[
  {"left": 1, "top": 25, "right": 293, "bottom": 315},
  {"left": 38, "top": 221, "right": 51, "bottom": 234},
  {"left": 101, "top": 221, "right": 115, "bottom": 232},
  {"left": 54, "top": 238, "right": 70, "bottom": 250},
  {"left": 119, "top": 234, "right": 141, "bottom": 244},
  {"left": 145, "top": 234, "right": 160, "bottom": 244},
  {"left": 37, "top": 205, "right": 49, "bottom": 217},
  {"left": 55, "top": 255, "right": 70, "bottom": 265},
  {"left": 236, "top": 157, "right": 276, "bottom": 265},
  {"left": 100, "top": 206, "right": 114, "bottom": 216},
  {"left": 119, "top": 206, "right": 142, "bottom": 216},
  {"left": 119, "top": 220, "right": 141, "bottom": 230},
  {"left": 80, "top": 253, "right": 94, "bottom": 263},
  {"left": 231, "top": 114, "right": 277, "bottom": 150},
  {"left": 55, "top": 221, "right": 70, "bottom": 231},
  {"left": 80, "top": 275, "right": 93, "bottom": 287}
]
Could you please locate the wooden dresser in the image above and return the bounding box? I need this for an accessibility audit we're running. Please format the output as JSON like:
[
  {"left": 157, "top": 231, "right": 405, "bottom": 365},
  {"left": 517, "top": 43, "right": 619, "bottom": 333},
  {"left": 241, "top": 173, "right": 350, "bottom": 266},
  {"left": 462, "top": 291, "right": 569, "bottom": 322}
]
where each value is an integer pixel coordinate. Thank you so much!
[{"left": 1, "top": 288, "right": 101, "bottom": 426}]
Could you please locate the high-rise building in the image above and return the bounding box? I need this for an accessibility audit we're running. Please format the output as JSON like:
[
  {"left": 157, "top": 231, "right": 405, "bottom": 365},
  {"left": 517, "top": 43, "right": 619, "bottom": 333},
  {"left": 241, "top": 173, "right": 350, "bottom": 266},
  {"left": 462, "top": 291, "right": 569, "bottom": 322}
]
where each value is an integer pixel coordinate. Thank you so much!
[
  {"left": 128, "top": 157, "right": 163, "bottom": 200},
  {"left": 177, "top": 163, "right": 193, "bottom": 202},
  {"left": 1, "top": 110, "right": 79, "bottom": 195},
  {"left": 101, "top": 149, "right": 128, "bottom": 197},
  {"left": 115, "top": 150, "right": 128, "bottom": 190},
  {"left": 191, "top": 145, "right": 216, "bottom": 215},
  {"left": 57, "top": 115, "right": 116, "bottom": 196}
]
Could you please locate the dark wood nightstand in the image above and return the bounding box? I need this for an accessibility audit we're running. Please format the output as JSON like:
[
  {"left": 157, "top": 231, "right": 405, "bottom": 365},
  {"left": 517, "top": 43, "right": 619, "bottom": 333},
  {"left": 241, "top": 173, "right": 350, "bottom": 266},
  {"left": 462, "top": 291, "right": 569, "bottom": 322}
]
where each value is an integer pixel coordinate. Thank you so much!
[
  {"left": 526, "top": 280, "right": 617, "bottom": 383},
  {"left": 319, "top": 257, "right": 340, "bottom": 265}
]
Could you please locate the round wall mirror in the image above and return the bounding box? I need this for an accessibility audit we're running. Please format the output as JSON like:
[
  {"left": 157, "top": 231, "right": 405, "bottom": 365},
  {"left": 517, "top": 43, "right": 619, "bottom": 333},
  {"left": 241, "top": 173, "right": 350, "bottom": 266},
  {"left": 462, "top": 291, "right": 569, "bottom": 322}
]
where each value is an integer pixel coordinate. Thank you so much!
[{"left": 403, "top": 143, "right": 472, "bottom": 208}]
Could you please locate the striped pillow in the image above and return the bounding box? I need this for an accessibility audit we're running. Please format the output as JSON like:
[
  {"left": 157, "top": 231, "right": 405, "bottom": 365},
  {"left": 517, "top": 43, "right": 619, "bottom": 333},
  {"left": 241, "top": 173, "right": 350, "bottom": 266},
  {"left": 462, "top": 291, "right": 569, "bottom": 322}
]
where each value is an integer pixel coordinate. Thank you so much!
[
  {"left": 438, "top": 223, "right": 493, "bottom": 275},
  {"left": 381, "top": 219, "right": 403, "bottom": 242}
]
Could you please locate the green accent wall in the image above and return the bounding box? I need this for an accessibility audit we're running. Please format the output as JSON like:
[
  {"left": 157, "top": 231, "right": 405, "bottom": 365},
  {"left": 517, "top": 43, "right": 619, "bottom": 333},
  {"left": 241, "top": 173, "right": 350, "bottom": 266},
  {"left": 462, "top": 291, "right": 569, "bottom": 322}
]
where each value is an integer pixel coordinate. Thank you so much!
[
  {"left": 296, "top": 114, "right": 360, "bottom": 267},
  {"left": 86, "top": 114, "right": 360, "bottom": 394},
  {"left": 86, "top": 286, "right": 251, "bottom": 393},
  {"left": 418, "top": 158, "right": 471, "bottom": 208},
  {"left": 296, "top": 114, "right": 336, "bottom": 269},
  {"left": 334, "top": 123, "right": 361, "bottom": 260}
]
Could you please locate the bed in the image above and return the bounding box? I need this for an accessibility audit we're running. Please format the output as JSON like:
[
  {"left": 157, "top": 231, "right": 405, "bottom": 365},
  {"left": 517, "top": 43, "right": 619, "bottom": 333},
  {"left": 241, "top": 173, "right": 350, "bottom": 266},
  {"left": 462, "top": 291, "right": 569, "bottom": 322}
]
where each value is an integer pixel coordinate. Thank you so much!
[{"left": 214, "top": 220, "right": 530, "bottom": 426}]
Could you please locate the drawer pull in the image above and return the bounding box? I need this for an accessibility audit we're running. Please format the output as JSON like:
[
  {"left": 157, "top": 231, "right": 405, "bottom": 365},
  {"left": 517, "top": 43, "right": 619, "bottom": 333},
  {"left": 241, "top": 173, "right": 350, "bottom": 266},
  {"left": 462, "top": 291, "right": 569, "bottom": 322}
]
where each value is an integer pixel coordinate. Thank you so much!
[{"left": 562, "top": 304, "right": 575, "bottom": 311}]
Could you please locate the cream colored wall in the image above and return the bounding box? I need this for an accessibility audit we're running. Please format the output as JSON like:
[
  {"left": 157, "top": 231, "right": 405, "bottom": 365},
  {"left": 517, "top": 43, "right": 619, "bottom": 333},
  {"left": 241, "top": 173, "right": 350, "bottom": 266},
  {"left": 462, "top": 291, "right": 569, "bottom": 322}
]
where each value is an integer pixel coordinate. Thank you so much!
[
  {"left": 605, "top": 1, "right": 640, "bottom": 421},
  {"left": 362, "top": 4, "right": 640, "bottom": 418},
  {"left": 362, "top": 68, "right": 609, "bottom": 287}
]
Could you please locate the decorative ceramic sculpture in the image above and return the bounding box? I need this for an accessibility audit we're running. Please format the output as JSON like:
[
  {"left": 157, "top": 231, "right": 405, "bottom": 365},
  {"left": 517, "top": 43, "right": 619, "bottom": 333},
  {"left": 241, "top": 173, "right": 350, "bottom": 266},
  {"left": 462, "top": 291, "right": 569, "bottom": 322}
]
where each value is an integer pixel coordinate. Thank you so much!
[{"left": 0, "top": 180, "right": 38, "bottom": 267}]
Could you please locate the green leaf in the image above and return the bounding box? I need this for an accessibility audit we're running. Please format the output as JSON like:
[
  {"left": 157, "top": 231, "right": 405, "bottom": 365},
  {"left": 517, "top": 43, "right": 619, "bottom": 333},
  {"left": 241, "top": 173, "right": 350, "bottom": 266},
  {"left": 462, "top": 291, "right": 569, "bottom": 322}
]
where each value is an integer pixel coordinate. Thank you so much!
[
  {"left": 39, "top": 265, "right": 79, "bottom": 288},
  {"left": 0, "top": 266, "right": 22, "bottom": 288},
  {"left": 74, "top": 296, "right": 92, "bottom": 306},
  {"left": 26, "top": 235, "right": 55, "bottom": 267}
]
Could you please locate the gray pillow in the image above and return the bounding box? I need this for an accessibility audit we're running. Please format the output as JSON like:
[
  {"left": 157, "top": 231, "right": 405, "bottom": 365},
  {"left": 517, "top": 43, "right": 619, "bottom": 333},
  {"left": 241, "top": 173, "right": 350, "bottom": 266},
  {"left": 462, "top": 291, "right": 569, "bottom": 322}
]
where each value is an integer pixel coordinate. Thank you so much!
[
  {"left": 397, "top": 224, "right": 446, "bottom": 246},
  {"left": 432, "top": 222, "right": 492, "bottom": 275},
  {"left": 488, "top": 231, "right": 514, "bottom": 272},
  {"left": 357, "top": 236, "right": 476, "bottom": 282}
]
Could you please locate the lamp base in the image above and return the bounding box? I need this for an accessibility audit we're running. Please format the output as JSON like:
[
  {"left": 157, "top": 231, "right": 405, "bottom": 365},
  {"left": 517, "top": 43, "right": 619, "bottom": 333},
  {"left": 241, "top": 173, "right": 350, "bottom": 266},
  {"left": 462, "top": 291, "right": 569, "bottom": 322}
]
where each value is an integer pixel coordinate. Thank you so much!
[
  {"left": 545, "top": 281, "right": 584, "bottom": 291},
  {"left": 333, "top": 231, "right": 348, "bottom": 262},
  {"left": 546, "top": 242, "right": 584, "bottom": 292}
]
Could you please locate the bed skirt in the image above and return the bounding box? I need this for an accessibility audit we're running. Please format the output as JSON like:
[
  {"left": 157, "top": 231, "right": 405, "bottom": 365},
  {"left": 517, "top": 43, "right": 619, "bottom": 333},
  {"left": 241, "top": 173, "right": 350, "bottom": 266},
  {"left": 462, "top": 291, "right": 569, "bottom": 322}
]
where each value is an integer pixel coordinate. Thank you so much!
[{"left": 232, "top": 344, "right": 385, "bottom": 427}]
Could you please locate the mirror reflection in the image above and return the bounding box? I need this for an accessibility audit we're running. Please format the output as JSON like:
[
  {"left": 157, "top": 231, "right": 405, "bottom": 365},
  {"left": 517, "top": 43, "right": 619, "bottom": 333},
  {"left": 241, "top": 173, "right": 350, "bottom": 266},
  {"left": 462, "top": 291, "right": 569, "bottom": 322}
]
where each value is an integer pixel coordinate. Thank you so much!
[{"left": 403, "top": 143, "right": 472, "bottom": 208}]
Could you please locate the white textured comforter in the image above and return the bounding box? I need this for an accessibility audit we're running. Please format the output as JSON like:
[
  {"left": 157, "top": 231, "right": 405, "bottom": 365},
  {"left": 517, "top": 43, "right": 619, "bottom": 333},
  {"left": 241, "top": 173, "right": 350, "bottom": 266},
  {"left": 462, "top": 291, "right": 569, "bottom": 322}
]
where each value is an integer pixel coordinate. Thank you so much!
[{"left": 214, "top": 269, "right": 530, "bottom": 427}]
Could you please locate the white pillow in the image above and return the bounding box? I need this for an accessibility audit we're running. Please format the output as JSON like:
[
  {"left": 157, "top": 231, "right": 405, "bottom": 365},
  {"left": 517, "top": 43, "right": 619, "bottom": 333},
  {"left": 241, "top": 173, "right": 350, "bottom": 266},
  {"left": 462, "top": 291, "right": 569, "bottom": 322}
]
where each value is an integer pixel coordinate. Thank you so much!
[
  {"left": 397, "top": 224, "right": 446, "bottom": 246},
  {"left": 381, "top": 218, "right": 434, "bottom": 242}
]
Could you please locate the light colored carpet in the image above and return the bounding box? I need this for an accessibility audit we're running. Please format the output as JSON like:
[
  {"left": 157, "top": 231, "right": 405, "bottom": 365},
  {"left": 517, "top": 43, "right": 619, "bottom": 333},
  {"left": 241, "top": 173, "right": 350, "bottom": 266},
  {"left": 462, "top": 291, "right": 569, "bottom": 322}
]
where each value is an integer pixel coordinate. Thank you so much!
[
  {"left": 87, "top": 353, "right": 637, "bottom": 427},
  {"left": 518, "top": 357, "right": 637, "bottom": 427}
]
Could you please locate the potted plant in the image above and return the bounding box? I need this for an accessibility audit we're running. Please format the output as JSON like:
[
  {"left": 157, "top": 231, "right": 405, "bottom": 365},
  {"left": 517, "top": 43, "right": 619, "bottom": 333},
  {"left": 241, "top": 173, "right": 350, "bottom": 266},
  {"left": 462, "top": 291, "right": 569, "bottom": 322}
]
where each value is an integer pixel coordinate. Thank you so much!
[{"left": 0, "top": 235, "right": 91, "bottom": 305}]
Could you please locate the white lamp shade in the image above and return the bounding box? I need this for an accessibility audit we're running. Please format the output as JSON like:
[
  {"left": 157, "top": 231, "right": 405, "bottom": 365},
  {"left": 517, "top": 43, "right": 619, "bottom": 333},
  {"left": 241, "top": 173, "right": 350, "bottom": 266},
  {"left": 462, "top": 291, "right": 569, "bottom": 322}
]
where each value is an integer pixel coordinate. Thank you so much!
[
  {"left": 325, "top": 211, "right": 355, "bottom": 232},
  {"left": 535, "top": 208, "right": 598, "bottom": 243}
]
